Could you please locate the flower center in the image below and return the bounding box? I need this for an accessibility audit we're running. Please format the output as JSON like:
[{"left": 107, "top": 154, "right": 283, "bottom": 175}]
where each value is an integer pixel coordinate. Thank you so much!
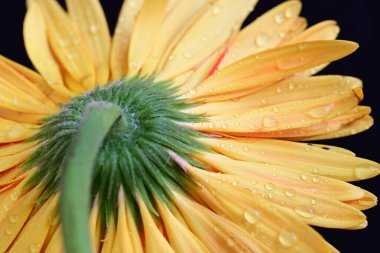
[{"left": 24, "top": 76, "right": 206, "bottom": 225}]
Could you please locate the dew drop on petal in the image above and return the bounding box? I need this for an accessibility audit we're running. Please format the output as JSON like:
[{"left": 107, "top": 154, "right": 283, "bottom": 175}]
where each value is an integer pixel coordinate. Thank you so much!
[
  {"left": 265, "top": 183, "right": 275, "bottom": 191},
  {"left": 300, "top": 174, "right": 309, "bottom": 181},
  {"left": 6, "top": 227, "right": 13, "bottom": 236},
  {"left": 10, "top": 191, "right": 19, "bottom": 201},
  {"left": 212, "top": 5, "right": 222, "bottom": 16},
  {"left": 263, "top": 117, "right": 278, "bottom": 128},
  {"left": 284, "top": 188, "right": 295, "bottom": 198},
  {"left": 255, "top": 33, "right": 269, "bottom": 47},
  {"left": 274, "top": 13, "right": 285, "bottom": 24},
  {"left": 278, "top": 228, "right": 298, "bottom": 248},
  {"left": 306, "top": 104, "right": 334, "bottom": 119},
  {"left": 276, "top": 56, "right": 305, "bottom": 70},
  {"left": 2, "top": 202, "right": 10, "bottom": 211},
  {"left": 310, "top": 198, "right": 317, "bottom": 205},
  {"left": 89, "top": 24, "right": 99, "bottom": 34},
  {"left": 294, "top": 206, "right": 316, "bottom": 219},
  {"left": 244, "top": 208, "right": 261, "bottom": 224},
  {"left": 9, "top": 215, "right": 19, "bottom": 223},
  {"left": 29, "top": 243, "right": 41, "bottom": 253},
  {"left": 227, "top": 237, "right": 236, "bottom": 247},
  {"left": 183, "top": 51, "right": 193, "bottom": 59},
  {"left": 354, "top": 166, "right": 380, "bottom": 180},
  {"left": 285, "top": 5, "right": 298, "bottom": 18},
  {"left": 243, "top": 146, "right": 251, "bottom": 152},
  {"left": 232, "top": 180, "right": 238, "bottom": 186}
]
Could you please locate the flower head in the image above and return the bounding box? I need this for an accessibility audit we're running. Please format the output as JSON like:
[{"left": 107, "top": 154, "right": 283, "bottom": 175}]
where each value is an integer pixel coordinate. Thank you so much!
[{"left": 0, "top": 0, "right": 378, "bottom": 252}]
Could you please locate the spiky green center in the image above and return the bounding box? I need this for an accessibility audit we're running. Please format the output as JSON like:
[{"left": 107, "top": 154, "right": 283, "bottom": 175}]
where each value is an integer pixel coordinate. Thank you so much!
[{"left": 24, "top": 76, "right": 207, "bottom": 226}]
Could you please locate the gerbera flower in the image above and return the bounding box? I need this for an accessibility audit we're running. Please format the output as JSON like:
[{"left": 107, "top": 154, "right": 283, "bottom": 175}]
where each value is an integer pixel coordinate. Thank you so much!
[{"left": 0, "top": 0, "right": 378, "bottom": 252}]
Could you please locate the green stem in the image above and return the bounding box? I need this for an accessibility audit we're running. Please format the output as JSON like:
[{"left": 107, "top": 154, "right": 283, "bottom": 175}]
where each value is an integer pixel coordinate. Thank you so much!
[{"left": 60, "top": 102, "right": 122, "bottom": 253}]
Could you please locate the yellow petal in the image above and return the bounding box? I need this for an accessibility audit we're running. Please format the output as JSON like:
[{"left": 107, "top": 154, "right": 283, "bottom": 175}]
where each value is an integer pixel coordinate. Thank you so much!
[
  {"left": 220, "top": 0, "right": 302, "bottom": 68},
  {"left": 0, "top": 59, "right": 57, "bottom": 110},
  {"left": 190, "top": 40, "right": 358, "bottom": 101},
  {"left": 111, "top": 192, "right": 135, "bottom": 253},
  {"left": 345, "top": 190, "right": 378, "bottom": 210},
  {"left": 200, "top": 138, "right": 380, "bottom": 182},
  {"left": 137, "top": 195, "right": 175, "bottom": 253},
  {"left": 158, "top": 0, "right": 259, "bottom": 79},
  {"left": 45, "top": 225, "right": 64, "bottom": 253},
  {"left": 89, "top": 197, "right": 101, "bottom": 253},
  {"left": 0, "top": 55, "right": 70, "bottom": 103},
  {"left": 0, "top": 142, "right": 36, "bottom": 157},
  {"left": 193, "top": 153, "right": 366, "bottom": 229},
  {"left": 0, "top": 186, "right": 43, "bottom": 252},
  {"left": 66, "top": 0, "right": 111, "bottom": 85},
  {"left": 142, "top": 0, "right": 211, "bottom": 75},
  {"left": 38, "top": 0, "right": 96, "bottom": 90},
  {"left": 0, "top": 146, "right": 36, "bottom": 173},
  {"left": 279, "top": 17, "right": 308, "bottom": 44},
  {"left": 110, "top": 0, "right": 143, "bottom": 80},
  {"left": 100, "top": 217, "right": 116, "bottom": 253},
  {"left": 0, "top": 167, "right": 25, "bottom": 188},
  {"left": 23, "top": 2, "right": 71, "bottom": 95},
  {"left": 156, "top": 197, "right": 210, "bottom": 253},
  {"left": 302, "top": 115, "right": 374, "bottom": 141},
  {"left": 192, "top": 89, "right": 359, "bottom": 134},
  {"left": 8, "top": 194, "right": 58, "bottom": 253},
  {"left": 187, "top": 75, "right": 362, "bottom": 116},
  {"left": 127, "top": 0, "right": 169, "bottom": 75},
  {"left": 286, "top": 20, "right": 340, "bottom": 44},
  {"left": 125, "top": 198, "right": 144, "bottom": 253},
  {"left": 195, "top": 152, "right": 365, "bottom": 202},
  {"left": 171, "top": 190, "right": 270, "bottom": 253}
]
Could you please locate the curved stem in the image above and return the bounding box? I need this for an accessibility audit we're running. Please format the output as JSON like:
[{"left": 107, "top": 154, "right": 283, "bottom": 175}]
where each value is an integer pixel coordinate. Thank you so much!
[{"left": 60, "top": 102, "right": 122, "bottom": 253}]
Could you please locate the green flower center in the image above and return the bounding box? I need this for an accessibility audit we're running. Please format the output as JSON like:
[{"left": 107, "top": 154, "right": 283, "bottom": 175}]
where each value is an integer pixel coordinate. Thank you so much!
[{"left": 24, "top": 76, "right": 207, "bottom": 226}]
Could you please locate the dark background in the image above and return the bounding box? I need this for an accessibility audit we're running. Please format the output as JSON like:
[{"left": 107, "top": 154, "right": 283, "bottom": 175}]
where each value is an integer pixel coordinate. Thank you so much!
[{"left": 0, "top": 1, "right": 378, "bottom": 252}]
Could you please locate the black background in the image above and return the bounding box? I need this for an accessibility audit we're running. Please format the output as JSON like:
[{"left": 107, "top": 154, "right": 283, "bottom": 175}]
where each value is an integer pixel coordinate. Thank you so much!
[{"left": 0, "top": 1, "right": 378, "bottom": 252}]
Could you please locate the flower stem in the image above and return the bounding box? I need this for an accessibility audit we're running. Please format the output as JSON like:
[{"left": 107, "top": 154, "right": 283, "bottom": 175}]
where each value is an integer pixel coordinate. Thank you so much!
[{"left": 60, "top": 102, "right": 122, "bottom": 253}]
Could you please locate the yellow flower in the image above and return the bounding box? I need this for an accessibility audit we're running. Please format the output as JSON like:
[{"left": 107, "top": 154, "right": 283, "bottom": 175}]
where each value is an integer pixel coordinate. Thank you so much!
[{"left": 0, "top": 0, "right": 378, "bottom": 252}]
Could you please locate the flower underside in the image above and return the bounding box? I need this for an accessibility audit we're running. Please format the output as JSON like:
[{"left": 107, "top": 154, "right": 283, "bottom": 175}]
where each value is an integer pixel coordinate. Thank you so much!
[{"left": 24, "top": 76, "right": 207, "bottom": 227}]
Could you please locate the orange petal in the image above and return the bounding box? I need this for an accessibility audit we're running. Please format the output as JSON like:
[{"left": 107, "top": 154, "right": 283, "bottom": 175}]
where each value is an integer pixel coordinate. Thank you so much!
[
  {"left": 110, "top": 0, "right": 143, "bottom": 80},
  {"left": 220, "top": 0, "right": 302, "bottom": 68},
  {"left": 190, "top": 40, "right": 358, "bottom": 101},
  {"left": 127, "top": 0, "right": 169, "bottom": 75},
  {"left": 200, "top": 138, "right": 380, "bottom": 182},
  {"left": 66, "top": 0, "right": 111, "bottom": 85},
  {"left": 158, "top": 0, "right": 259, "bottom": 79}
]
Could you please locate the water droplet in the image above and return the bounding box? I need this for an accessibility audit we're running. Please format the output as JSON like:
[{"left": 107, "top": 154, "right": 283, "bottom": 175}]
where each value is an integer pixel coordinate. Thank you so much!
[
  {"left": 312, "top": 176, "right": 320, "bottom": 183},
  {"left": 129, "top": 61, "right": 138, "bottom": 69},
  {"left": 232, "top": 180, "right": 238, "bottom": 186},
  {"left": 273, "top": 107, "right": 280, "bottom": 113},
  {"left": 294, "top": 206, "right": 315, "bottom": 219},
  {"left": 304, "top": 146, "right": 311, "bottom": 152},
  {"left": 9, "top": 215, "right": 19, "bottom": 223},
  {"left": 274, "top": 13, "right": 285, "bottom": 24},
  {"left": 10, "top": 191, "right": 19, "bottom": 201},
  {"left": 89, "top": 24, "right": 99, "bottom": 34},
  {"left": 222, "top": 124, "right": 228, "bottom": 129},
  {"left": 354, "top": 166, "right": 379, "bottom": 180},
  {"left": 243, "top": 146, "right": 251, "bottom": 152},
  {"left": 244, "top": 208, "right": 261, "bottom": 224},
  {"left": 288, "top": 83, "right": 296, "bottom": 90},
  {"left": 214, "top": 226, "right": 220, "bottom": 232},
  {"left": 268, "top": 192, "right": 274, "bottom": 198},
  {"left": 306, "top": 104, "right": 334, "bottom": 119},
  {"left": 278, "top": 228, "right": 297, "bottom": 247},
  {"left": 276, "top": 87, "right": 283, "bottom": 93},
  {"left": 255, "top": 33, "right": 269, "bottom": 47},
  {"left": 284, "top": 189, "right": 295, "bottom": 198},
  {"left": 6, "top": 227, "right": 13, "bottom": 235},
  {"left": 300, "top": 174, "right": 309, "bottom": 181},
  {"left": 227, "top": 237, "right": 236, "bottom": 247},
  {"left": 67, "top": 53, "right": 78, "bottom": 61},
  {"left": 350, "top": 128, "right": 358, "bottom": 135},
  {"left": 285, "top": 5, "right": 298, "bottom": 18},
  {"left": 276, "top": 56, "right": 305, "bottom": 70},
  {"left": 208, "top": 122, "right": 215, "bottom": 129},
  {"left": 212, "top": 5, "right": 222, "bottom": 16},
  {"left": 251, "top": 180, "right": 257, "bottom": 185},
  {"left": 263, "top": 117, "right": 278, "bottom": 128},
  {"left": 310, "top": 198, "right": 317, "bottom": 205},
  {"left": 265, "top": 183, "right": 275, "bottom": 191},
  {"left": 58, "top": 39, "right": 69, "bottom": 47},
  {"left": 261, "top": 98, "right": 267, "bottom": 105},
  {"left": 183, "top": 51, "right": 193, "bottom": 59},
  {"left": 29, "top": 243, "right": 41, "bottom": 253},
  {"left": 2, "top": 202, "right": 10, "bottom": 211}
]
